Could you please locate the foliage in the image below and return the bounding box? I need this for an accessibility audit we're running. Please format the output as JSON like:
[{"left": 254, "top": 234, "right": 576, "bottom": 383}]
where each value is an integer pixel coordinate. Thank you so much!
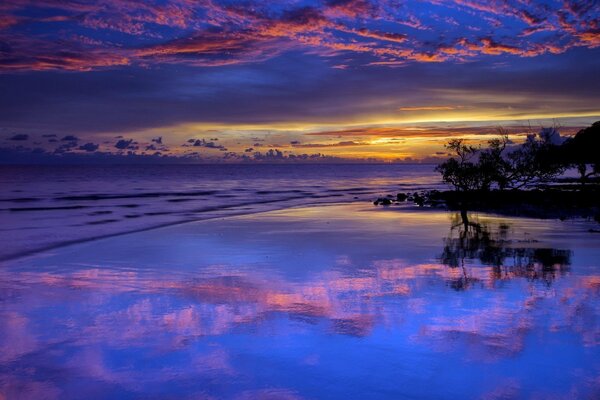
[
  {"left": 501, "top": 129, "right": 566, "bottom": 189},
  {"left": 434, "top": 139, "right": 485, "bottom": 191},
  {"left": 560, "top": 121, "right": 600, "bottom": 184},
  {"left": 436, "top": 126, "right": 568, "bottom": 192}
]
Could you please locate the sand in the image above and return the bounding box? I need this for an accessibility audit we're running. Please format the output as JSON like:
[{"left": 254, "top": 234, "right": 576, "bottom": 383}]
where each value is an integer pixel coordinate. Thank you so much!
[{"left": 1, "top": 203, "right": 599, "bottom": 399}]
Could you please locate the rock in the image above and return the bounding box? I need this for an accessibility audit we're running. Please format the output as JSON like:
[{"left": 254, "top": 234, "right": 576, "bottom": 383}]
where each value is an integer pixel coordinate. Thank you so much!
[
  {"left": 374, "top": 197, "right": 392, "bottom": 206},
  {"left": 396, "top": 193, "right": 408, "bottom": 202},
  {"left": 413, "top": 194, "right": 425, "bottom": 207},
  {"left": 429, "top": 200, "right": 446, "bottom": 208}
]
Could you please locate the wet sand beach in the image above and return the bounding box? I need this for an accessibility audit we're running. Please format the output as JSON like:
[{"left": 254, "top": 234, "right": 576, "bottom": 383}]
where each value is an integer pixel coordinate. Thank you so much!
[{"left": 1, "top": 203, "right": 599, "bottom": 399}]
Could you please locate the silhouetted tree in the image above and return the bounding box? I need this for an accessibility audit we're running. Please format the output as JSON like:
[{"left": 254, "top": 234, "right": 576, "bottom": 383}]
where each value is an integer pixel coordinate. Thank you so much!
[
  {"left": 560, "top": 121, "right": 600, "bottom": 185},
  {"left": 435, "top": 139, "right": 490, "bottom": 192},
  {"left": 436, "top": 126, "right": 565, "bottom": 192},
  {"left": 477, "top": 133, "right": 511, "bottom": 190},
  {"left": 501, "top": 128, "right": 566, "bottom": 189}
]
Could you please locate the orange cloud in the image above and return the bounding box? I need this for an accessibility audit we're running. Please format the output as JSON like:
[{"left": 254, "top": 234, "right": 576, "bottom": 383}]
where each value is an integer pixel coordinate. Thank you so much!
[
  {"left": 1, "top": 0, "right": 598, "bottom": 71},
  {"left": 292, "top": 140, "right": 369, "bottom": 148},
  {"left": 306, "top": 126, "right": 508, "bottom": 138},
  {"left": 351, "top": 28, "right": 408, "bottom": 43},
  {"left": 398, "top": 106, "right": 457, "bottom": 111}
]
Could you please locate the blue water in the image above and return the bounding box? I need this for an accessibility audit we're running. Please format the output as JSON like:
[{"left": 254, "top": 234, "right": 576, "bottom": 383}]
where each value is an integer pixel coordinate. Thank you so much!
[
  {"left": 0, "top": 164, "right": 439, "bottom": 260},
  {"left": 1, "top": 166, "right": 599, "bottom": 399}
]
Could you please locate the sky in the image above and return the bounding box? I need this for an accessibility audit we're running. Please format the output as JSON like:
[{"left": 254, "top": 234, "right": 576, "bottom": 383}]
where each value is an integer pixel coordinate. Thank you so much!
[{"left": 0, "top": 0, "right": 599, "bottom": 163}]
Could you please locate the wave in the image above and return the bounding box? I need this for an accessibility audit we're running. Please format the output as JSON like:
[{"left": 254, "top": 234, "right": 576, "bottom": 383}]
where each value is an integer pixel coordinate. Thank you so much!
[{"left": 0, "top": 164, "right": 441, "bottom": 262}]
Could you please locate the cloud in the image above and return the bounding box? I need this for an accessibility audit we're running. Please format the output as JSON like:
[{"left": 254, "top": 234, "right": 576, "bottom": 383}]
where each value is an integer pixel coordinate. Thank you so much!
[
  {"left": 54, "top": 140, "right": 78, "bottom": 153},
  {"left": 0, "top": 34, "right": 130, "bottom": 72},
  {"left": 292, "top": 140, "right": 369, "bottom": 148},
  {"left": 0, "top": 121, "right": 591, "bottom": 164},
  {"left": 115, "top": 139, "right": 133, "bottom": 149},
  {"left": 398, "top": 106, "right": 457, "bottom": 111},
  {"left": 78, "top": 142, "right": 99, "bottom": 152},
  {"left": 307, "top": 126, "right": 447, "bottom": 138},
  {"left": 305, "top": 125, "right": 587, "bottom": 139},
  {"left": 189, "top": 139, "right": 227, "bottom": 151},
  {"left": 350, "top": 28, "right": 408, "bottom": 43},
  {"left": 213, "top": 147, "right": 357, "bottom": 163},
  {"left": 324, "top": 0, "right": 379, "bottom": 19},
  {"left": 8, "top": 134, "right": 28, "bottom": 141},
  {"left": 0, "top": 146, "right": 189, "bottom": 164},
  {"left": 1, "top": 0, "right": 599, "bottom": 72},
  {"left": 0, "top": 1, "right": 598, "bottom": 155}
]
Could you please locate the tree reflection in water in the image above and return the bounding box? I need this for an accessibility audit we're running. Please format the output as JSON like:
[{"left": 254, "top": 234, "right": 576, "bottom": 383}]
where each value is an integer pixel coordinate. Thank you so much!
[{"left": 439, "top": 213, "right": 571, "bottom": 290}]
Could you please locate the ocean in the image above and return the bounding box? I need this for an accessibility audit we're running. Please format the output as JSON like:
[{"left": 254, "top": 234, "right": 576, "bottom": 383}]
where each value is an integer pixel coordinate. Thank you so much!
[
  {"left": 0, "top": 164, "right": 440, "bottom": 260},
  {"left": 1, "top": 164, "right": 599, "bottom": 399}
]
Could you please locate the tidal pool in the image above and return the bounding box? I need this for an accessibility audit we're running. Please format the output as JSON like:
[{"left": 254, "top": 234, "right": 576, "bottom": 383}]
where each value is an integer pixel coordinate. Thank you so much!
[{"left": 1, "top": 203, "right": 599, "bottom": 399}]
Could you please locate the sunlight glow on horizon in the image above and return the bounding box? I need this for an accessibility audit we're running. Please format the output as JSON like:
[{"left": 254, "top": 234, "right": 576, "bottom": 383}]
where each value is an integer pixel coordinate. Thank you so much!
[
  {"left": 79, "top": 114, "right": 594, "bottom": 162},
  {"left": 1, "top": 0, "right": 599, "bottom": 163}
]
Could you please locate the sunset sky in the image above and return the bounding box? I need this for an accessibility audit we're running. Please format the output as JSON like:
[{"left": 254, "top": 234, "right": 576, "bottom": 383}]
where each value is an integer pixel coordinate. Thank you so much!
[{"left": 1, "top": 0, "right": 599, "bottom": 163}]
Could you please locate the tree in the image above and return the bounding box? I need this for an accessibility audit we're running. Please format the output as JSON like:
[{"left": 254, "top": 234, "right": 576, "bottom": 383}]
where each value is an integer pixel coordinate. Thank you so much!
[
  {"left": 435, "top": 139, "right": 489, "bottom": 192},
  {"left": 501, "top": 128, "right": 566, "bottom": 189},
  {"left": 477, "top": 134, "right": 511, "bottom": 190},
  {"left": 436, "top": 126, "right": 566, "bottom": 192},
  {"left": 560, "top": 121, "right": 600, "bottom": 185}
]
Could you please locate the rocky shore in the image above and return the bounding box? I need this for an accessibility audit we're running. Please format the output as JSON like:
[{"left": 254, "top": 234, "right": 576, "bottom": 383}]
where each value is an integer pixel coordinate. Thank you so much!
[{"left": 374, "top": 186, "right": 600, "bottom": 224}]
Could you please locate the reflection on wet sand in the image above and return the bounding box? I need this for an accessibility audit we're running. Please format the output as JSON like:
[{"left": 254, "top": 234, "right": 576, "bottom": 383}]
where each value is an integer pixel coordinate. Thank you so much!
[
  {"left": 440, "top": 214, "right": 572, "bottom": 289},
  {"left": 0, "top": 204, "right": 599, "bottom": 399}
]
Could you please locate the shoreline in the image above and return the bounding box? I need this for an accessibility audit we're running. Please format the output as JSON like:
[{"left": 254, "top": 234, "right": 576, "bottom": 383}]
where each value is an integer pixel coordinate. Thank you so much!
[
  {"left": 375, "top": 187, "right": 600, "bottom": 225},
  {"left": 0, "top": 163, "right": 441, "bottom": 264},
  {"left": 4, "top": 194, "right": 599, "bottom": 265},
  {"left": 0, "top": 196, "right": 366, "bottom": 264}
]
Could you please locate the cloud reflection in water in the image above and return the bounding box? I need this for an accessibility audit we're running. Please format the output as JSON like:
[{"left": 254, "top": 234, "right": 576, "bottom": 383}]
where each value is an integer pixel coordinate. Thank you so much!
[{"left": 0, "top": 204, "right": 599, "bottom": 399}]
